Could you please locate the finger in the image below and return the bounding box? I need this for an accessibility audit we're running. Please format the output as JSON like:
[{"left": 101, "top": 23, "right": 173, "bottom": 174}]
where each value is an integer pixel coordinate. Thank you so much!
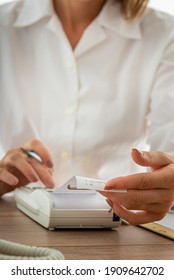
[
  {"left": 100, "top": 188, "right": 173, "bottom": 207},
  {"left": 24, "top": 139, "right": 54, "bottom": 168},
  {"left": 111, "top": 203, "right": 165, "bottom": 225},
  {"left": 0, "top": 168, "right": 19, "bottom": 186},
  {"left": 4, "top": 147, "right": 55, "bottom": 188},
  {"left": 131, "top": 148, "right": 174, "bottom": 170},
  {"left": 11, "top": 158, "right": 40, "bottom": 183},
  {"left": 118, "top": 201, "right": 171, "bottom": 214},
  {"left": 4, "top": 152, "right": 39, "bottom": 183},
  {"left": 105, "top": 166, "right": 173, "bottom": 191},
  {"left": 29, "top": 160, "right": 55, "bottom": 188}
]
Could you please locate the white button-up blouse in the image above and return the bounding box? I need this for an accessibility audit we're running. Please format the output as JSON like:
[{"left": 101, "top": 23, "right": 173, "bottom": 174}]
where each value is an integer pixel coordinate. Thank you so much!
[{"left": 0, "top": 0, "right": 174, "bottom": 186}]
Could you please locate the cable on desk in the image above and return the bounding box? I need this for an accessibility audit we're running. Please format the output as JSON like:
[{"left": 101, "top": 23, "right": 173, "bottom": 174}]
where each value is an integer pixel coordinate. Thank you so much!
[{"left": 0, "top": 239, "right": 64, "bottom": 260}]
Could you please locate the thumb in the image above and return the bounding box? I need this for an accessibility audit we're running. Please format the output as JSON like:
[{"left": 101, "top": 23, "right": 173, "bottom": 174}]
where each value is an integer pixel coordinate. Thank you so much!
[{"left": 131, "top": 148, "right": 174, "bottom": 171}]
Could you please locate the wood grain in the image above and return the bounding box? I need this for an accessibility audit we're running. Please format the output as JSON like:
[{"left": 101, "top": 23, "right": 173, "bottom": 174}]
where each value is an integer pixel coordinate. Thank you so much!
[{"left": 0, "top": 195, "right": 174, "bottom": 260}]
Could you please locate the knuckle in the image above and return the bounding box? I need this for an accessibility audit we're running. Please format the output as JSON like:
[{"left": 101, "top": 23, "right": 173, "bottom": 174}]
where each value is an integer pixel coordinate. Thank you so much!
[
  {"left": 4, "top": 149, "right": 20, "bottom": 164},
  {"left": 6, "top": 148, "right": 16, "bottom": 157},
  {"left": 124, "top": 194, "right": 143, "bottom": 210},
  {"left": 138, "top": 175, "right": 151, "bottom": 190},
  {"left": 162, "top": 152, "right": 174, "bottom": 163},
  {"left": 9, "top": 151, "right": 21, "bottom": 162},
  {"left": 156, "top": 151, "right": 174, "bottom": 166},
  {"left": 132, "top": 193, "right": 143, "bottom": 205},
  {"left": 127, "top": 200, "right": 140, "bottom": 209}
]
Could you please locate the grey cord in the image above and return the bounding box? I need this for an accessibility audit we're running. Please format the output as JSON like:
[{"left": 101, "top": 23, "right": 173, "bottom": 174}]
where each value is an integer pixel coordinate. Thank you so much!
[{"left": 0, "top": 239, "right": 64, "bottom": 260}]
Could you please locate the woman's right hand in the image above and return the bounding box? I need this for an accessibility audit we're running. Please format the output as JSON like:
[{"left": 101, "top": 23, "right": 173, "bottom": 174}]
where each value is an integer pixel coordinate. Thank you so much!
[{"left": 0, "top": 139, "right": 55, "bottom": 196}]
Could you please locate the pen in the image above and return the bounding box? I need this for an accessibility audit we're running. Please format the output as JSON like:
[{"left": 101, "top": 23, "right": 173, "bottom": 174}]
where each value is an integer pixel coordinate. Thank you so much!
[{"left": 20, "top": 147, "right": 42, "bottom": 163}]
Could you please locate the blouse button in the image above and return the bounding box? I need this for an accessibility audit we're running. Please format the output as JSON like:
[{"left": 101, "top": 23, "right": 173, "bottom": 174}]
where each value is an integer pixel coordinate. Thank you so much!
[
  {"left": 60, "top": 151, "right": 69, "bottom": 160},
  {"left": 67, "top": 59, "right": 75, "bottom": 69},
  {"left": 65, "top": 106, "right": 75, "bottom": 116}
]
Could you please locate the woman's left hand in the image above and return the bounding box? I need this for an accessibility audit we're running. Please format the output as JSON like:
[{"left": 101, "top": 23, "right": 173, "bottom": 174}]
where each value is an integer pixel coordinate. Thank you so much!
[{"left": 100, "top": 149, "right": 174, "bottom": 225}]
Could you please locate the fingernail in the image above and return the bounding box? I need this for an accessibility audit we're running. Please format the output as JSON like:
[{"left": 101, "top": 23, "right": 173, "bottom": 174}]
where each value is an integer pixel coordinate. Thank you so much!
[
  {"left": 46, "top": 177, "right": 55, "bottom": 188},
  {"left": 132, "top": 148, "right": 145, "bottom": 157},
  {"left": 133, "top": 148, "right": 150, "bottom": 162},
  {"left": 8, "top": 177, "right": 18, "bottom": 186}
]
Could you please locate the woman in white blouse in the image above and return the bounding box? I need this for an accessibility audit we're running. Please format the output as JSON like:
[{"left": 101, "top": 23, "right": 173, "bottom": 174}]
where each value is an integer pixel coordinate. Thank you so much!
[{"left": 0, "top": 0, "right": 174, "bottom": 225}]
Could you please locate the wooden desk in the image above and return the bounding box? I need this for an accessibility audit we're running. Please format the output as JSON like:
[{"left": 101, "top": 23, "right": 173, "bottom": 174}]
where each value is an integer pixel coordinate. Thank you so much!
[{"left": 0, "top": 195, "right": 174, "bottom": 260}]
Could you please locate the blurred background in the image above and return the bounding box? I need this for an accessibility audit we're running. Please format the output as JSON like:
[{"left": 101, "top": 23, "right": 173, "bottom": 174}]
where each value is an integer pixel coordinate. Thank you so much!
[
  {"left": 149, "top": 0, "right": 174, "bottom": 15},
  {"left": 0, "top": 0, "right": 174, "bottom": 15}
]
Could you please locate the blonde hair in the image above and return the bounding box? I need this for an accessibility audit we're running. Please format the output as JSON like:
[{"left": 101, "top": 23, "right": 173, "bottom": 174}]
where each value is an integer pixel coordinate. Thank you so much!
[{"left": 118, "top": 0, "right": 149, "bottom": 21}]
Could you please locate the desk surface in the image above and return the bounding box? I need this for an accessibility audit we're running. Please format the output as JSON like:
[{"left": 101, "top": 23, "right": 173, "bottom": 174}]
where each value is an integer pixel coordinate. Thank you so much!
[{"left": 0, "top": 195, "right": 174, "bottom": 260}]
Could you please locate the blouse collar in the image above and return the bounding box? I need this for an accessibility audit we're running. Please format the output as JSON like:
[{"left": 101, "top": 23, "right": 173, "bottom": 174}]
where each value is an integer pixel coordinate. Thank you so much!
[{"left": 1, "top": 0, "right": 142, "bottom": 40}]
